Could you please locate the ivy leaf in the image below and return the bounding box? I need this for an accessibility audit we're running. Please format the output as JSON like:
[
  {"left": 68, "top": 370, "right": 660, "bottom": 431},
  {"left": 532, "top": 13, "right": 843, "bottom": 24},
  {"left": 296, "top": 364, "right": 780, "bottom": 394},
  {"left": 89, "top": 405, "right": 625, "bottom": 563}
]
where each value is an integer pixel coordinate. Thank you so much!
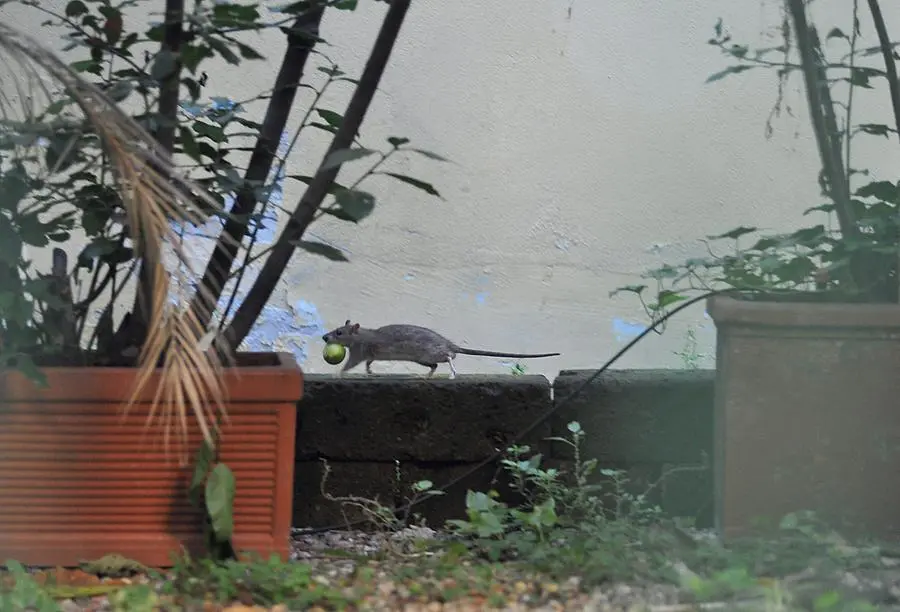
[
  {"left": 705, "top": 65, "right": 754, "bottom": 83},
  {"left": 205, "top": 463, "right": 236, "bottom": 542},
  {"left": 293, "top": 240, "right": 349, "bottom": 262},
  {"left": 321, "top": 147, "right": 377, "bottom": 171},
  {"left": 382, "top": 172, "right": 441, "bottom": 198}
]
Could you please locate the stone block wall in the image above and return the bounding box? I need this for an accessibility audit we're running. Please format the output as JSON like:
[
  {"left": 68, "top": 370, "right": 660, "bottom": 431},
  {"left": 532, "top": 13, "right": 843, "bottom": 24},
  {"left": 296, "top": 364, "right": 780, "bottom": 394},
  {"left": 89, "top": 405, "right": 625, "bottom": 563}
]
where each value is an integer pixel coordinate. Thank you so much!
[{"left": 292, "top": 370, "right": 714, "bottom": 530}]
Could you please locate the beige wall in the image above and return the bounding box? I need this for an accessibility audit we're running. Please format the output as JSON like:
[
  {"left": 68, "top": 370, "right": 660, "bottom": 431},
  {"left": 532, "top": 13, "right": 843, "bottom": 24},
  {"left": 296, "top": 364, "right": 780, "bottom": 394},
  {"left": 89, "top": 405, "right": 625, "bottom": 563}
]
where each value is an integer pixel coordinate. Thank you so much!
[{"left": 5, "top": 0, "right": 900, "bottom": 376}]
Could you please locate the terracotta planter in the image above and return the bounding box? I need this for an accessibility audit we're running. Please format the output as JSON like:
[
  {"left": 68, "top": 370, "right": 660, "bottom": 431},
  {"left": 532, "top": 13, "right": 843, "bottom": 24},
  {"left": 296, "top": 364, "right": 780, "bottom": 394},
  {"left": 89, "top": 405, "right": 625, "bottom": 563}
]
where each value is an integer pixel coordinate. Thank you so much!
[
  {"left": 0, "top": 352, "right": 302, "bottom": 567},
  {"left": 708, "top": 295, "right": 900, "bottom": 540}
]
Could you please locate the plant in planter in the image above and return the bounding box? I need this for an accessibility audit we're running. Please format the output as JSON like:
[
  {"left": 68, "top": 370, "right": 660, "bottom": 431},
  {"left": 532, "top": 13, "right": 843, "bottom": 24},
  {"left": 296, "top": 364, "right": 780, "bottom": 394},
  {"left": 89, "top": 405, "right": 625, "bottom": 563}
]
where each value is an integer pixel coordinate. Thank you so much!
[
  {"left": 613, "top": 0, "right": 900, "bottom": 539},
  {"left": 0, "top": 0, "right": 444, "bottom": 566}
]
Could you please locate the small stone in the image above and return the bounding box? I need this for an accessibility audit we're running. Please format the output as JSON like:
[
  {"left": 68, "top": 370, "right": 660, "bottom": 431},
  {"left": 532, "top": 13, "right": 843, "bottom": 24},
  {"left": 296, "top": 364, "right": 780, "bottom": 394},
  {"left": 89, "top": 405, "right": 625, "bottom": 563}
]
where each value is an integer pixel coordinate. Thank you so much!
[{"left": 59, "top": 600, "right": 81, "bottom": 612}]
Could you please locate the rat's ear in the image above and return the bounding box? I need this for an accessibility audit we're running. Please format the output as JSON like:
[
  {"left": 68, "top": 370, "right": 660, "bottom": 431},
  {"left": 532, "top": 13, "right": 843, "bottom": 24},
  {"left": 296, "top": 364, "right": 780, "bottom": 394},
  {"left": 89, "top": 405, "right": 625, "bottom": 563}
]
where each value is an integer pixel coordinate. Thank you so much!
[
  {"left": 352, "top": 323, "right": 360, "bottom": 334},
  {"left": 344, "top": 319, "right": 351, "bottom": 327}
]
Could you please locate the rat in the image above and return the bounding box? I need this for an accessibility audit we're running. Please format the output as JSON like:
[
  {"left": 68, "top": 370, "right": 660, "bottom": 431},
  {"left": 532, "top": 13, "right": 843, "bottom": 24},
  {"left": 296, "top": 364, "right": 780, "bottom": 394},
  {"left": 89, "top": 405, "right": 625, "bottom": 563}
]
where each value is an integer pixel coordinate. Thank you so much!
[{"left": 321, "top": 320, "right": 560, "bottom": 379}]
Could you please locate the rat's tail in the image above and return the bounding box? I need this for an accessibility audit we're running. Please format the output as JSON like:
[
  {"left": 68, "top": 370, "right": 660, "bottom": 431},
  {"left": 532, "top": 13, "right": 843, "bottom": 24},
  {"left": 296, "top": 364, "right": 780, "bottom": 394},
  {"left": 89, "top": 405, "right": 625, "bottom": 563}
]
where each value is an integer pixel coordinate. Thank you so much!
[{"left": 455, "top": 347, "right": 560, "bottom": 358}]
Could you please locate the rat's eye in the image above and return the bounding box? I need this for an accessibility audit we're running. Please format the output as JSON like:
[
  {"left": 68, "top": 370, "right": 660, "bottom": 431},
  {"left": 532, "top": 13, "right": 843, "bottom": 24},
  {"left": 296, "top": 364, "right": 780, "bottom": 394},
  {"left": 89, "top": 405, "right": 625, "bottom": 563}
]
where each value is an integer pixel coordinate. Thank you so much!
[{"left": 335, "top": 330, "right": 342, "bottom": 336}]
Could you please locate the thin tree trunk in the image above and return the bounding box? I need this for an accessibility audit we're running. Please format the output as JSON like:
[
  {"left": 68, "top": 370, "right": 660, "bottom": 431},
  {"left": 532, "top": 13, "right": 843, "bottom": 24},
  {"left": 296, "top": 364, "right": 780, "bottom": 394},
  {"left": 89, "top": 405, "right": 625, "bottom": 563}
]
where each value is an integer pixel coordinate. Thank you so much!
[
  {"left": 223, "top": 0, "right": 412, "bottom": 349},
  {"left": 126, "top": 0, "right": 185, "bottom": 348},
  {"left": 189, "top": 4, "right": 326, "bottom": 332},
  {"left": 786, "top": 0, "right": 859, "bottom": 240},
  {"left": 865, "top": 0, "right": 900, "bottom": 301}
]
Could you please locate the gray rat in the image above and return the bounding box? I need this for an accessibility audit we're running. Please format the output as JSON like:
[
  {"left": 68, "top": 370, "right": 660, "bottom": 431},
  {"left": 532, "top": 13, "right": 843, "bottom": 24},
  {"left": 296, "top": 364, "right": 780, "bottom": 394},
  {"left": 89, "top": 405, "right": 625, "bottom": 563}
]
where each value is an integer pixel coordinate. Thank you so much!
[{"left": 322, "top": 320, "right": 560, "bottom": 378}]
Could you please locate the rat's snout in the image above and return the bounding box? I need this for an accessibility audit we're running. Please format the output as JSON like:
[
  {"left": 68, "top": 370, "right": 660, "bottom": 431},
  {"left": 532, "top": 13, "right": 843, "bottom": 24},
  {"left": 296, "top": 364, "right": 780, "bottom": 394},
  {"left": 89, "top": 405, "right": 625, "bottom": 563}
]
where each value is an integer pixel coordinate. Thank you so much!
[{"left": 322, "top": 333, "right": 330, "bottom": 342}]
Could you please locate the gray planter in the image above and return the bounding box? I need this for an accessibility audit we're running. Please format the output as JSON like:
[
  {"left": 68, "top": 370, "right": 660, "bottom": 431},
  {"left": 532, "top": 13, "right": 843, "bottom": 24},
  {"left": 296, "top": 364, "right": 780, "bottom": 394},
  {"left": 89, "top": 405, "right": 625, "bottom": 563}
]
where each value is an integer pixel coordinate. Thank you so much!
[{"left": 708, "top": 295, "right": 900, "bottom": 540}]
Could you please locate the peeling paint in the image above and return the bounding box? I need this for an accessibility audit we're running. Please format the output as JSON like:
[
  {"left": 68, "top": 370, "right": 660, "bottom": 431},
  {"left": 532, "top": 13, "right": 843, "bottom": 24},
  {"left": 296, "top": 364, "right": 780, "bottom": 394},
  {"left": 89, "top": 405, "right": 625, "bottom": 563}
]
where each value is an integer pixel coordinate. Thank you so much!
[{"left": 612, "top": 317, "right": 647, "bottom": 343}]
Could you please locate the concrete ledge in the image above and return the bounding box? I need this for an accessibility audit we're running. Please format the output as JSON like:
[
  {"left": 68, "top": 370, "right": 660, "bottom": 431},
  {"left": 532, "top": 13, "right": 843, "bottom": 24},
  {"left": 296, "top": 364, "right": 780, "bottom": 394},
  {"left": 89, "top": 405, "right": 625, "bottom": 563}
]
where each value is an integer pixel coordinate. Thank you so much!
[
  {"left": 297, "top": 374, "right": 552, "bottom": 462},
  {"left": 551, "top": 369, "right": 714, "bottom": 464},
  {"left": 293, "top": 370, "right": 716, "bottom": 529}
]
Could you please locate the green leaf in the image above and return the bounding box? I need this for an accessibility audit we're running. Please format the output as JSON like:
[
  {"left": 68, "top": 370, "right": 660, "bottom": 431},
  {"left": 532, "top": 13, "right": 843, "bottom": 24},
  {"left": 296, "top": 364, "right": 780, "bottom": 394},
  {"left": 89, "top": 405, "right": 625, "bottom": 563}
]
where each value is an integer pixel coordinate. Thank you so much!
[
  {"left": 293, "top": 240, "right": 349, "bottom": 262},
  {"left": 321, "top": 147, "right": 377, "bottom": 171},
  {"left": 608, "top": 284, "right": 646, "bottom": 298},
  {"left": 205, "top": 463, "right": 236, "bottom": 542},
  {"left": 705, "top": 65, "right": 754, "bottom": 83},
  {"left": 655, "top": 290, "right": 686, "bottom": 309},
  {"left": 382, "top": 172, "right": 441, "bottom": 198},
  {"left": 189, "top": 440, "right": 215, "bottom": 507},
  {"left": 333, "top": 0, "right": 358, "bottom": 9},
  {"left": 315, "top": 109, "right": 343, "bottom": 128},
  {"left": 331, "top": 189, "right": 375, "bottom": 222},
  {"left": 150, "top": 50, "right": 178, "bottom": 81}
]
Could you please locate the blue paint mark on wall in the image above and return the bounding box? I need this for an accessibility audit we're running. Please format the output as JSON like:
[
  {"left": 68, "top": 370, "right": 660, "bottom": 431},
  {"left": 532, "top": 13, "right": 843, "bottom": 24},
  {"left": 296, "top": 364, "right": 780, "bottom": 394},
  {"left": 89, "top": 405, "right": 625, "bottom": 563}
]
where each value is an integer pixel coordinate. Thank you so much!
[
  {"left": 242, "top": 299, "right": 325, "bottom": 364},
  {"left": 612, "top": 318, "right": 647, "bottom": 343},
  {"left": 166, "top": 97, "right": 319, "bottom": 365}
]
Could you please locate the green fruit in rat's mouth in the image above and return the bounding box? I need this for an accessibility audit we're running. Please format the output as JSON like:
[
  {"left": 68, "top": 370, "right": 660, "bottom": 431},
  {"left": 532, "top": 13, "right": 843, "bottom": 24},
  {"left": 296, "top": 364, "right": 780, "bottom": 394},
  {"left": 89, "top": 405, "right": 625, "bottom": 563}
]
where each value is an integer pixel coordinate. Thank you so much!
[{"left": 323, "top": 343, "right": 347, "bottom": 365}]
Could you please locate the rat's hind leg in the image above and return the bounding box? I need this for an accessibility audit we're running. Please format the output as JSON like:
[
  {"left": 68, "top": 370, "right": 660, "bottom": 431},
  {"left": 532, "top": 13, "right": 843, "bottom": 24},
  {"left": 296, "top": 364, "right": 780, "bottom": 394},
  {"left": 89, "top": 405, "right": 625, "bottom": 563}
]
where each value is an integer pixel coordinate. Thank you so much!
[
  {"left": 447, "top": 357, "right": 457, "bottom": 379},
  {"left": 417, "top": 362, "right": 438, "bottom": 377},
  {"left": 366, "top": 360, "right": 374, "bottom": 374}
]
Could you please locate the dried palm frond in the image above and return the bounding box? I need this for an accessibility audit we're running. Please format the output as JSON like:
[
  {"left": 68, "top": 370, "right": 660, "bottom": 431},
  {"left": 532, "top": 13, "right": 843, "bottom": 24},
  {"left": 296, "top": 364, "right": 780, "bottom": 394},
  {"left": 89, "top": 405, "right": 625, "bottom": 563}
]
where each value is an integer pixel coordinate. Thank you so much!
[{"left": 0, "top": 22, "right": 234, "bottom": 460}]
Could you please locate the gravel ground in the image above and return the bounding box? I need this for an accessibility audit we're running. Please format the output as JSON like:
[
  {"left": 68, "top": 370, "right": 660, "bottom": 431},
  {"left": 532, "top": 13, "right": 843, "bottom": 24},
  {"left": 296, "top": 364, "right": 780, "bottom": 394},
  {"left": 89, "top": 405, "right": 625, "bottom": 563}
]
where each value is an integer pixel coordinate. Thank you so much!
[{"left": 13, "top": 526, "right": 900, "bottom": 611}]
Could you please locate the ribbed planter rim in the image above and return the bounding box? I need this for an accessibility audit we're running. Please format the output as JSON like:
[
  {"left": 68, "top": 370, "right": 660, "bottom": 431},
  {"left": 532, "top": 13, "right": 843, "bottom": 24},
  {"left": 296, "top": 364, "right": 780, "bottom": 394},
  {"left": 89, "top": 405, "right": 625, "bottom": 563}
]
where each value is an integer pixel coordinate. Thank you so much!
[{"left": 707, "top": 294, "right": 900, "bottom": 328}]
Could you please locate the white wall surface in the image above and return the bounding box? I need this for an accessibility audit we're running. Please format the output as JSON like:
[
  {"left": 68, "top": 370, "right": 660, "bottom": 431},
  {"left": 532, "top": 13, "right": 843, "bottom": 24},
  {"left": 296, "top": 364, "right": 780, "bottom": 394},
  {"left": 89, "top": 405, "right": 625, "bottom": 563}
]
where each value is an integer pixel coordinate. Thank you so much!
[{"left": 4, "top": 0, "right": 900, "bottom": 376}]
